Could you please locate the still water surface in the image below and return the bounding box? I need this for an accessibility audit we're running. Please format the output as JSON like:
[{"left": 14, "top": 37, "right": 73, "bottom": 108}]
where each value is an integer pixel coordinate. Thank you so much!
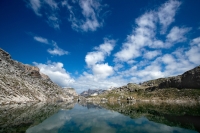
[{"left": 25, "top": 103, "right": 197, "bottom": 133}]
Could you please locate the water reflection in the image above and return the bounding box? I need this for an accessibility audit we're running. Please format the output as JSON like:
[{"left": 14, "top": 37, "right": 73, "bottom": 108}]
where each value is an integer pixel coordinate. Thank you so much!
[
  {"left": 0, "top": 102, "right": 74, "bottom": 133},
  {"left": 26, "top": 103, "right": 197, "bottom": 133},
  {"left": 0, "top": 101, "right": 199, "bottom": 133}
]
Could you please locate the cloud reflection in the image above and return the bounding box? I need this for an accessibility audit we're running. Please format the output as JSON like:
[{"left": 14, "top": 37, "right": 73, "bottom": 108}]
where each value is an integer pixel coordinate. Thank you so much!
[{"left": 26, "top": 104, "right": 197, "bottom": 133}]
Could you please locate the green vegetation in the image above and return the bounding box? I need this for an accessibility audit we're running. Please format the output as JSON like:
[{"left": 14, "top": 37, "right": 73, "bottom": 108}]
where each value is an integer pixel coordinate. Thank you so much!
[{"left": 95, "top": 88, "right": 200, "bottom": 102}]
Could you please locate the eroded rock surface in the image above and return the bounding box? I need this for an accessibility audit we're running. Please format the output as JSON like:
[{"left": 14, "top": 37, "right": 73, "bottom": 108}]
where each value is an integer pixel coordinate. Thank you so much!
[{"left": 0, "top": 48, "right": 75, "bottom": 104}]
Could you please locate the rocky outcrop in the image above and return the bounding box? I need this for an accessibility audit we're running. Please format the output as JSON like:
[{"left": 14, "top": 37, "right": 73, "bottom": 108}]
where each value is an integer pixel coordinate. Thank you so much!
[
  {"left": 80, "top": 89, "right": 106, "bottom": 97},
  {"left": 113, "top": 65, "right": 200, "bottom": 93},
  {"left": 142, "top": 65, "right": 200, "bottom": 89},
  {"left": 91, "top": 66, "right": 200, "bottom": 103},
  {"left": 0, "top": 48, "right": 75, "bottom": 104},
  {"left": 63, "top": 88, "right": 78, "bottom": 97}
]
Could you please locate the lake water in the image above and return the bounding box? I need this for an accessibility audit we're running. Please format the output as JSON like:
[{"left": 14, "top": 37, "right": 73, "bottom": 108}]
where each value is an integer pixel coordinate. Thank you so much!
[{"left": 0, "top": 102, "right": 199, "bottom": 133}]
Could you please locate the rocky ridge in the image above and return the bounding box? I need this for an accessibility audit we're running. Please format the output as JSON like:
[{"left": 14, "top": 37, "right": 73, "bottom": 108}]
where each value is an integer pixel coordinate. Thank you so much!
[
  {"left": 0, "top": 48, "right": 75, "bottom": 104},
  {"left": 80, "top": 89, "right": 106, "bottom": 97},
  {"left": 89, "top": 65, "right": 200, "bottom": 102},
  {"left": 115, "top": 65, "right": 200, "bottom": 93},
  {"left": 141, "top": 65, "right": 200, "bottom": 90}
]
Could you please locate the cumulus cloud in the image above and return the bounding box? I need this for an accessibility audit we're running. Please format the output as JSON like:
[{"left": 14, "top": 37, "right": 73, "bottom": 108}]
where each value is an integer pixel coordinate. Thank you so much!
[
  {"left": 86, "top": 40, "right": 115, "bottom": 79},
  {"left": 70, "top": 0, "right": 199, "bottom": 92},
  {"left": 92, "top": 63, "right": 114, "bottom": 79},
  {"left": 85, "top": 39, "right": 115, "bottom": 67},
  {"left": 85, "top": 51, "right": 105, "bottom": 67},
  {"left": 186, "top": 37, "right": 200, "bottom": 64},
  {"left": 112, "top": 0, "right": 198, "bottom": 84},
  {"left": 66, "top": 0, "right": 107, "bottom": 32},
  {"left": 158, "top": 0, "right": 181, "bottom": 34},
  {"left": 190, "top": 36, "right": 200, "bottom": 46},
  {"left": 71, "top": 73, "right": 127, "bottom": 93},
  {"left": 114, "top": 12, "right": 156, "bottom": 62},
  {"left": 162, "top": 54, "right": 175, "bottom": 64},
  {"left": 33, "top": 36, "right": 49, "bottom": 44},
  {"left": 166, "top": 26, "right": 190, "bottom": 44},
  {"left": 69, "top": 39, "right": 120, "bottom": 92},
  {"left": 48, "top": 42, "right": 69, "bottom": 56},
  {"left": 114, "top": 0, "right": 182, "bottom": 63},
  {"left": 143, "top": 50, "right": 161, "bottom": 60},
  {"left": 34, "top": 61, "right": 75, "bottom": 87}
]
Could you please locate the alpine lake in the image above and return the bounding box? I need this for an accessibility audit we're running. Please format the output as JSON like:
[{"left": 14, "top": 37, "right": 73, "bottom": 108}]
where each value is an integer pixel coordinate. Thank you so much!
[{"left": 0, "top": 101, "right": 200, "bottom": 133}]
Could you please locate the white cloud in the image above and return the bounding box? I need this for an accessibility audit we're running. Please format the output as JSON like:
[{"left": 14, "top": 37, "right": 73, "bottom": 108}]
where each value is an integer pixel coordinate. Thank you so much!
[
  {"left": 33, "top": 36, "right": 69, "bottom": 56},
  {"left": 118, "top": 61, "right": 165, "bottom": 83},
  {"left": 71, "top": 0, "right": 199, "bottom": 93},
  {"left": 114, "top": 12, "right": 155, "bottom": 62},
  {"left": 44, "top": 0, "right": 58, "bottom": 9},
  {"left": 34, "top": 61, "right": 75, "bottom": 87},
  {"left": 26, "top": 0, "right": 60, "bottom": 29},
  {"left": 66, "top": 0, "right": 107, "bottom": 32},
  {"left": 85, "top": 51, "right": 105, "bottom": 66},
  {"left": 47, "top": 14, "right": 60, "bottom": 29},
  {"left": 33, "top": 36, "right": 49, "bottom": 44},
  {"left": 186, "top": 37, "right": 200, "bottom": 64},
  {"left": 190, "top": 37, "right": 200, "bottom": 46},
  {"left": 71, "top": 73, "right": 127, "bottom": 93},
  {"left": 186, "top": 46, "right": 200, "bottom": 64},
  {"left": 92, "top": 63, "right": 114, "bottom": 79},
  {"left": 70, "top": 39, "right": 119, "bottom": 93},
  {"left": 152, "top": 40, "right": 165, "bottom": 48},
  {"left": 136, "top": 12, "right": 156, "bottom": 29},
  {"left": 86, "top": 41, "right": 115, "bottom": 79},
  {"left": 114, "top": 0, "right": 182, "bottom": 62},
  {"left": 158, "top": 0, "right": 181, "bottom": 34},
  {"left": 85, "top": 39, "right": 115, "bottom": 66},
  {"left": 137, "top": 65, "right": 164, "bottom": 81},
  {"left": 47, "top": 42, "right": 69, "bottom": 56},
  {"left": 166, "top": 26, "right": 190, "bottom": 44},
  {"left": 143, "top": 50, "right": 161, "bottom": 60},
  {"left": 162, "top": 54, "right": 175, "bottom": 64},
  {"left": 27, "top": 0, "right": 41, "bottom": 16},
  {"left": 113, "top": 63, "right": 123, "bottom": 71}
]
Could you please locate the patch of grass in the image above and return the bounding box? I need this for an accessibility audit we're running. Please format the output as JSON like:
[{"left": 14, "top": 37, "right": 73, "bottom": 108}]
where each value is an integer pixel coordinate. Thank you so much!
[{"left": 95, "top": 88, "right": 200, "bottom": 101}]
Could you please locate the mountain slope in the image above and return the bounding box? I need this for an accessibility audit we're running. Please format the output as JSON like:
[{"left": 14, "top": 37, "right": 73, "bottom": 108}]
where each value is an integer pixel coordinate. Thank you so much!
[
  {"left": 0, "top": 48, "right": 73, "bottom": 104},
  {"left": 89, "top": 65, "right": 200, "bottom": 102}
]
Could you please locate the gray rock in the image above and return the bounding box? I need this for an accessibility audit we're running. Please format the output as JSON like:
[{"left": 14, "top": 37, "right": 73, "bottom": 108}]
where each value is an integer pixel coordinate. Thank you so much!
[
  {"left": 0, "top": 48, "right": 76, "bottom": 104},
  {"left": 158, "top": 66, "right": 200, "bottom": 89}
]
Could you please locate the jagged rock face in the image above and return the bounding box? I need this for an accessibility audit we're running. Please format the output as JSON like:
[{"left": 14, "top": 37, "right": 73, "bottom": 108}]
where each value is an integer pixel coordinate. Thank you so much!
[
  {"left": 63, "top": 88, "right": 78, "bottom": 97},
  {"left": 0, "top": 48, "right": 74, "bottom": 104},
  {"left": 110, "top": 65, "right": 200, "bottom": 94},
  {"left": 181, "top": 66, "right": 200, "bottom": 89},
  {"left": 158, "top": 66, "right": 200, "bottom": 89}
]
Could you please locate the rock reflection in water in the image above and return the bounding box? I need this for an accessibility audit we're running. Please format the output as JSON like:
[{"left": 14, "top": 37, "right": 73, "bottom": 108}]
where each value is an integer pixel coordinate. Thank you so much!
[
  {"left": 26, "top": 102, "right": 197, "bottom": 133},
  {"left": 0, "top": 102, "right": 74, "bottom": 133},
  {"left": 96, "top": 101, "right": 200, "bottom": 132}
]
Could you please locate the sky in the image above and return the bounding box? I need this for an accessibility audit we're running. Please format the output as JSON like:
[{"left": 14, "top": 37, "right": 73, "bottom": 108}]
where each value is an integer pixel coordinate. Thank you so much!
[{"left": 0, "top": 0, "right": 200, "bottom": 93}]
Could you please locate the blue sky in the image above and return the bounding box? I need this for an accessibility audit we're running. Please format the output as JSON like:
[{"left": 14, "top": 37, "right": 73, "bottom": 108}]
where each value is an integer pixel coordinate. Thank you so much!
[{"left": 0, "top": 0, "right": 200, "bottom": 93}]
